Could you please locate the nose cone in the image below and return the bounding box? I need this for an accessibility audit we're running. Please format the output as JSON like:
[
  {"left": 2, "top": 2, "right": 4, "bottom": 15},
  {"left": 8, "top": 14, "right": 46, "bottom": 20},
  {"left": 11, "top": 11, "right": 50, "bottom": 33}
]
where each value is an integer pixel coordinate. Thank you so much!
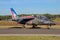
[{"left": 44, "top": 21, "right": 56, "bottom": 25}]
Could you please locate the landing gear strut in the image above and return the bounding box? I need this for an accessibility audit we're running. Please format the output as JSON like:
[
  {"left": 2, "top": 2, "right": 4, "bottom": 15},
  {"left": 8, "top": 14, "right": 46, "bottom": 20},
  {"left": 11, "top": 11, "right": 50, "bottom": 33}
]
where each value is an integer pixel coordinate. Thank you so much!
[
  {"left": 32, "top": 25, "right": 37, "bottom": 28},
  {"left": 32, "top": 25, "right": 35, "bottom": 28},
  {"left": 47, "top": 25, "right": 51, "bottom": 29},
  {"left": 22, "top": 24, "right": 25, "bottom": 28}
]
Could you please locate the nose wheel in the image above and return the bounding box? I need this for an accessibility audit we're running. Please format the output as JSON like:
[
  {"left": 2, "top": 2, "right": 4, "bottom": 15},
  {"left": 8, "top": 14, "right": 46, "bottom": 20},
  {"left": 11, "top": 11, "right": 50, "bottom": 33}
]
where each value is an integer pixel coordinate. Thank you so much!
[{"left": 47, "top": 25, "right": 51, "bottom": 29}]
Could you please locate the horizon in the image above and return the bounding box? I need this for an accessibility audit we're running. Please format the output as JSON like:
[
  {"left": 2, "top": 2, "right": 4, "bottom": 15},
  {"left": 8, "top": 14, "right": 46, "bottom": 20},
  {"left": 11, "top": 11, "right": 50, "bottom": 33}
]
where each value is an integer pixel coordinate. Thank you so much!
[
  {"left": 0, "top": 13, "right": 60, "bottom": 16},
  {"left": 0, "top": 0, "right": 60, "bottom": 15}
]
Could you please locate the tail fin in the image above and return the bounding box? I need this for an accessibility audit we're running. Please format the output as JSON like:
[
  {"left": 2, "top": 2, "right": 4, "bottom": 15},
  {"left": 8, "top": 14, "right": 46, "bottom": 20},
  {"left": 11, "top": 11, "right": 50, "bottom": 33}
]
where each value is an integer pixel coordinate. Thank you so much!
[{"left": 10, "top": 8, "right": 19, "bottom": 20}]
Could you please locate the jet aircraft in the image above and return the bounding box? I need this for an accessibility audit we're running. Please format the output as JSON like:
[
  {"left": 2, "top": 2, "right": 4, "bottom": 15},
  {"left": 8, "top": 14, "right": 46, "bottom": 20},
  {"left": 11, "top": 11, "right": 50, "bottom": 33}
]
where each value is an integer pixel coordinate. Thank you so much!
[{"left": 10, "top": 8, "right": 56, "bottom": 29}]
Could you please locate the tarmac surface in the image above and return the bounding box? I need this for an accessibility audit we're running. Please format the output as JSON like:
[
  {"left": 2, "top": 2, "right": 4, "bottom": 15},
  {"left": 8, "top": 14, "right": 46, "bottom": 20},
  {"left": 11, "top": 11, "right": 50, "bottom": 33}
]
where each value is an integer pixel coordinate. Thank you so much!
[{"left": 0, "top": 28, "right": 60, "bottom": 34}]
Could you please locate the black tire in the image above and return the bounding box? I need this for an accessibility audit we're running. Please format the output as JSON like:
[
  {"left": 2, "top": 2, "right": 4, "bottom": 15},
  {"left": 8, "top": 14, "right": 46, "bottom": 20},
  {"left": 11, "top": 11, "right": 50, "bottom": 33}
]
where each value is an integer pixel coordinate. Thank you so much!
[{"left": 32, "top": 25, "right": 36, "bottom": 28}]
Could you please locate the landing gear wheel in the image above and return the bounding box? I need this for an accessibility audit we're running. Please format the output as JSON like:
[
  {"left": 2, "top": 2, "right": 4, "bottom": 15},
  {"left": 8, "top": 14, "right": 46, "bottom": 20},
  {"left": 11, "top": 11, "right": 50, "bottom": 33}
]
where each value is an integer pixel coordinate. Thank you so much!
[
  {"left": 47, "top": 25, "right": 51, "bottom": 29},
  {"left": 32, "top": 25, "right": 36, "bottom": 28}
]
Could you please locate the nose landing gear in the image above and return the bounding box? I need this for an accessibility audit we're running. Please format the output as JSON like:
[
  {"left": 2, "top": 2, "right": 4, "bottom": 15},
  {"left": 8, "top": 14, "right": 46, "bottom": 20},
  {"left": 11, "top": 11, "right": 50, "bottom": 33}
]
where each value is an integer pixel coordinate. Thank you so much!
[{"left": 47, "top": 25, "right": 51, "bottom": 29}]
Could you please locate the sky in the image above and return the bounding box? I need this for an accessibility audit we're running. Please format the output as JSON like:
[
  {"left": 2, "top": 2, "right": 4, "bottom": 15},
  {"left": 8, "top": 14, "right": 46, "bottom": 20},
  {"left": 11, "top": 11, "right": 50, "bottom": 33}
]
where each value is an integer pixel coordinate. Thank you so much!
[{"left": 0, "top": 0, "right": 60, "bottom": 15}]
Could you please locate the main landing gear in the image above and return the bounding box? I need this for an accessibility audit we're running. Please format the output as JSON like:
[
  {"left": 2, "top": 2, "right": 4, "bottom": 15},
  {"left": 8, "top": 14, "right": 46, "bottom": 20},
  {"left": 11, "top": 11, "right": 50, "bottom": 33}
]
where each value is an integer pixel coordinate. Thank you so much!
[{"left": 47, "top": 25, "right": 51, "bottom": 29}]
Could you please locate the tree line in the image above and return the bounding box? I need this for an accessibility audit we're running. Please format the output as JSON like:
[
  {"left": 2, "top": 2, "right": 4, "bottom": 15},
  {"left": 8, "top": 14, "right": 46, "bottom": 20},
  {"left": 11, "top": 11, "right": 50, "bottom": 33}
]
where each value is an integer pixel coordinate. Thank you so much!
[{"left": 0, "top": 14, "right": 60, "bottom": 20}]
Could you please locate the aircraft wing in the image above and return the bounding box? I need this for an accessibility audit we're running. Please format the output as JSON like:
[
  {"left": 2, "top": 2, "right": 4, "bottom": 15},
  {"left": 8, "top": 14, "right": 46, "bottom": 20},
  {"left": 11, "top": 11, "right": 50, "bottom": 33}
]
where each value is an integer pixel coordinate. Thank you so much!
[{"left": 18, "top": 16, "right": 34, "bottom": 24}]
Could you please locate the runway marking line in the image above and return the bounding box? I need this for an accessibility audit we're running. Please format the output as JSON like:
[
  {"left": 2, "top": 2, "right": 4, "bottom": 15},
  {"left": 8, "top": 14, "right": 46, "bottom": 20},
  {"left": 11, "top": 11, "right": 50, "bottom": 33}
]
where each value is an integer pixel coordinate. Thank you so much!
[{"left": 0, "top": 34, "right": 60, "bottom": 36}]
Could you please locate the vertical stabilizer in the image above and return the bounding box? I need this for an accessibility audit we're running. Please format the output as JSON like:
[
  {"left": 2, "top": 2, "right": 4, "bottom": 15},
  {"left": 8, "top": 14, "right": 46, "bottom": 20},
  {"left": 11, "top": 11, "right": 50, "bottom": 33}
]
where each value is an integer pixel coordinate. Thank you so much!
[{"left": 10, "top": 8, "right": 19, "bottom": 20}]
